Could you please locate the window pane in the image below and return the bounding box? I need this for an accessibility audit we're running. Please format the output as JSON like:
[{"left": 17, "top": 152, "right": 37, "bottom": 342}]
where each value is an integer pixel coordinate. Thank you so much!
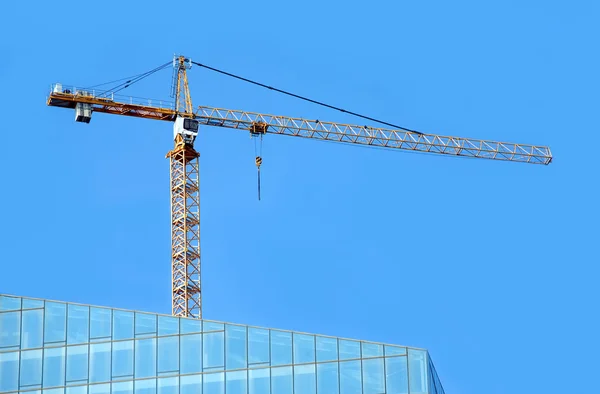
[
  {"left": 181, "top": 334, "right": 202, "bottom": 374},
  {"left": 20, "top": 349, "right": 43, "bottom": 386},
  {"left": 90, "top": 308, "right": 111, "bottom": 340},
  {"left": 203, "top": 372, "right": 224, "bottom": 394},
  {"left": 385, "top": 357, "right": 408, "bottom": 394},
  {"left": 23, "top": 299, "right": 44, "bottom": 309},
  {"left": 248, "top": 328, "right": 269, "bottom": 365},
  {"left": 408, "top": 349, "right": 427, "bottom": 394},
  {"left": 135, "top": 313, "right": 157, "bottom": 337},
  {"left": 67, "top": 385, "right": 88, "bottom": 394},
  {"left": 112, "top": 381, "right": 133, "bottom": 394},
  {"left": 112, "top": 340, "right": 134, "bottom": 378},
  {"left": 363, "top": 358, "right": 384, "bottom": 394},
  {"left": 113, "top": 311, "right": 134, "bottom": 340},
  {"left": 135, "top": 338, "right": 157, "bottom": 378},
  {"left": 45, "top": 302, "right": 66, "bottom": 344},
  {"left": 249, "top": 368, "right": 270, "bottom": 394},
  {"left": 293, "top": 334, "right": 315, "bottom": 364},
  {"left": 67, "top": 305, "right": 89, "bottom": 344},
  {"left": 90, "top": 383, "right": 110, "bottom": 394},
  {"left": 158, "top": 377, "right": 179, "bottom": 394},
  {"left": 181, "top": 374, "right": 202, "bottom": 394},
  {"left": 89, "top": 342, "right": 111, "bottom": 383},
  {"left": 361, "top": 343, "right": 383, "bottom": 358},
  {"left": 294, "top": 364, "right": 316, "bottom": 394},
  {"left": 317, "top": 362, "right": 339, "bottom": 394},
  {"left": 44, "top": 347, "right": 66, "bottom": 387},
  {"left": 271, "top": 331, "right": 292, "bottom": 366},
  {"left": 158, "top": 335, "right": 179, "bottom": 373},
  {"left": 340, "top": 360, "right": 361, "bottom": 394},
  {"left": 0, "top": 295, "right": 21, "bottom": 311},
  {"left": 316, "top": 336, "right": 338, "bottom": 362},
  {"left": 22, "top": 309, "right": 43, "bottom": 349},
  {"left": 135, "top": 378, "right": 156, "bottom": 394},
  {"left": 226, "top": 325, "right": 247, "bottom": 369},
  {"left": 384, "top": 346, "right": 406, "bottom": 357},
  {"left": 271, "top": 366, "right": 292, "bottom": 394},
  {"left": 0, "top": 311, "right": 20, "bottom": 348},
  {"left": 66, "top": 345, "right": 88, "bottom": 382},
  {"left": 226, "top": 370, "right": 247, "bottom": 394},
  {"left": 203, "top": 322, "right": 224, "bottom": 331},
  {"left": 203, "top": 331, "right": 224, "bottom": 369},
  {"left": 180, "top": 318, "right": 202, "bottom": 334},
  {"left": 0, "top": 351, "right": 19, "bottom": 392},
  {"left": 339, "top": 340, "right": 360, "bottom": 360},
  {"left": 158, "top": 316, "right": 179, "bottom": 336}
]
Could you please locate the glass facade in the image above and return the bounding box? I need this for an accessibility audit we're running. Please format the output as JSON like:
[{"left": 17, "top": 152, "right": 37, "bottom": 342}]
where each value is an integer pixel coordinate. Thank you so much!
[{"left": 0, "top": 295, "right": 445, "bottom": 394}]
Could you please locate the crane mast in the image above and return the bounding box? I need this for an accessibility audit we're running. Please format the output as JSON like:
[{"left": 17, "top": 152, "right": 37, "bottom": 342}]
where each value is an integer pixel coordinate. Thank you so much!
[
  {"left": 46, "top": 55, "right": 553, "bottom": 319},
  {"left": 166, "top": 56, "right": 202, "bottom": 318}
]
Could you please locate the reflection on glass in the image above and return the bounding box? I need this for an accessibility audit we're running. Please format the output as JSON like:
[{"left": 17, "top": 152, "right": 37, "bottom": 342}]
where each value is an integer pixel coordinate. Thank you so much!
[
  {"left": 271, "top": 331, "right": 292, "bottom": 366},
  {"left": 22, "top": 309, "right": 43, "bottom": 349},
  {"left": 68, "top": 305, "right": 89, "bottom": 344},
  {"left": 90, "top": 383, "right": 110, "bottom": 394},
  {"left": 384, "top": 346, "right": 406, "bottom": 357},
  {"left": 226, "top": 370, "right": 247, "bottom": 394},
  {"left": 43, "top": 347, "right": 66, "bottom": 387},
  {"left": 226, "top": 325, "right": 247, "bottom": 369},
  {"left": 385, "top": 356, "right": 408, "bottom": 394},
  {"left": 339, "top": 340, "right": 360, "bottom": 360},
  {"left": 317, "top": 362, "right": 339, "bottom": 394},
  {"left": 363, "top": 358, "right": 384, "bottom": 394},
  {"left": 203, "top": 331, "right": 224, "bottom": 369},
  {"left": 271, "top": 366, "right": 293, "bottom": 394},
  {"left": 180, "top": 318, "right": 202, "bottom": 335},
  {"left": 294, "top": 364, "right": 316, "bottom": 394},
  {"left": 90, "top": 307, "right": 112, "bottom": 340},
  {"left": 181, "top": 334, "right": 202, "bottom": 374},
  {"left": 340, "top": 360, "right": 362, "bottom": 394},
  {"left": 20, "top": 349, "right": 43, "bottom": 387},
  {"left": 135, "top": 378, "right": 157, "bottom": 394},
  {"left": 158, "top": 376, "right": 179, "bottom": 394},
  {"left": 112, "top": 340, "right": 134, "bottom": 378},
  {"left": 22, "top": 298, "right": 44, "bottom": 309},
  {"left": 67, "top": 385, "right": 88, "bottom": 394},
  {"left": 316, "top": 336, "right": 338, "bottom": 362},
  {"left": 361, "top": 343, "right": 383, "bottom": 358},
  {"left": 135, "top": 313, "right": 157, "bottom": 337},
  {"left": 135, "top": 338, "right": 156, "bottom": 378},
  {"left": 0, "top": 295, "right": 21, "bottom": 311},
  {"left": 180, "top": 374, "right": 202, "bottom": 394},
  {"left": 408, "top": 349, "right": 427, "bottom": 394},
  {"left": 44, "top": 388, "right": 66, "bottom": 394},
  {"left": 203, "top": 322, "right": 224, "bottom": 332},
  {"left": 0, "top": 351, "right": 19, "bottom": 392},
  {"left": 113, "top": 311, "right": 134, "bottom": 340},
  {"left": 0, "top": 311, "right": 20, "bottom": 348},
  {"left": 44, "top": 302, "right": 66, "bottom": 344},
  {"left": 248, "top": 328, "right": 269, "bottom": 365},
  {"left": 112, "top": 380, "right": 133, "bottom": 394},
  {"left": 90, "top": 342, "right": 111, "bottom": 383},
  {"left": 158, "top": 316, "right": 179, "bottom": 336},
  {"left": 203, "top": 372, "right": 224, "bottom": 394},
  {"left": 158, "top": 335, "right": 179, "bottom": 373},
  {"left": 66, "top": 345, "right": 88, "bottom": 383},
  {"left": 249, "top": 368, "right": 270, "bottom": 394},
  {"left": 293, "top": 334, "right": 315, "bottom": 364}
]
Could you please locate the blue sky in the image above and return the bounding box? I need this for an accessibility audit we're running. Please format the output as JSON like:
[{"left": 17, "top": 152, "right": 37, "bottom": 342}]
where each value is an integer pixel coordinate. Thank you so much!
[{"left": 1, "top": 1, "right": 599, "bottom": 393}]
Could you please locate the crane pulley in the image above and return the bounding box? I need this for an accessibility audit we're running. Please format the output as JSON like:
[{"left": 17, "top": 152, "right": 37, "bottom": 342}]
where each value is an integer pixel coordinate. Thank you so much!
[{"left": 46, "top": 55, "right": 553, "bottom": 319}]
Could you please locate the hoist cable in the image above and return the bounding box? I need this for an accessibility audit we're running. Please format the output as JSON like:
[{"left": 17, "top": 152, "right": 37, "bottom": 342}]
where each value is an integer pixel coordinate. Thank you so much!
[{"left": 192, "top": 61, "right": 423, "bottom": 135}]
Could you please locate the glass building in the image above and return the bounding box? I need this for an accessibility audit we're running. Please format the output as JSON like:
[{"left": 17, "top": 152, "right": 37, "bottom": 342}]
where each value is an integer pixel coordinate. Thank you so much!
[{"left": 0, "top": 295, "right": 444, "bottom": 394}]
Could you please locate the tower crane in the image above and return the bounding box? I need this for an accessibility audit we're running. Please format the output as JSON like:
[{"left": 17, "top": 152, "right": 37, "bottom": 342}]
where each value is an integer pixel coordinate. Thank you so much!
[{"left": 47, "top": 55, "right": 553, "bottom": 319}]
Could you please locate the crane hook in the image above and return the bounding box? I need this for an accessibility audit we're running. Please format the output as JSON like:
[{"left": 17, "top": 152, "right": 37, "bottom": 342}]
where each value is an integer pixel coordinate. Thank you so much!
[{"left": 255, "top": 156, "right": 262, "bottom": 201}]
